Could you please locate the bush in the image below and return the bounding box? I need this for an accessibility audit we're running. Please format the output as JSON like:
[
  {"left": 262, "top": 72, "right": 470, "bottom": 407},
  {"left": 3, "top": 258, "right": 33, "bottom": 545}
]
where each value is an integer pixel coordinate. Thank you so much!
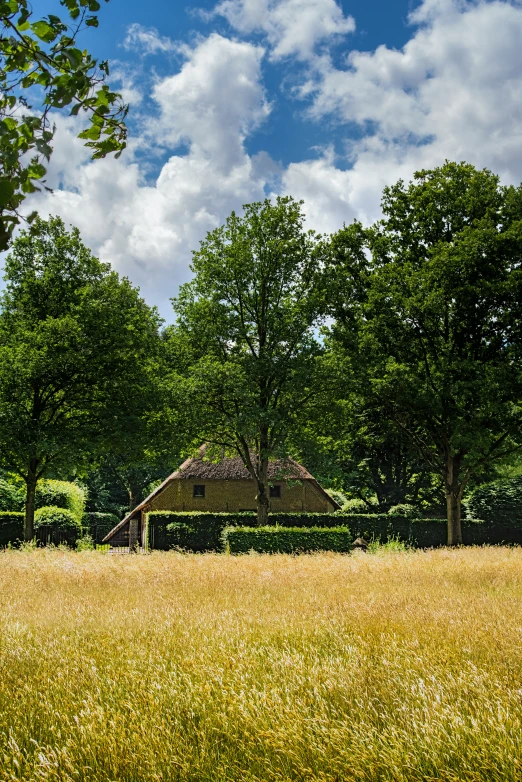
[
  {"left": 341, "top": 498, "right": 377, "bottom": 514},
  {"left": 465, "top": 477, "right": 522, "bottom": 527},
  {"left": 83, "top": 512, "right": 120, "bottom": 544},
  {"left": 0, "top": 478, "right": 24, "bottom": 512},
  {"left": 224, "top": 526, "right": 352, "bottom": 554},
  {"left": 326, "top": 489, "right": 348, "bottom": 507},
  {"left": 35, "top": 481, "right": 86, "bottom": 522},
  {"left": 76, "top": 534, "right": 95, "bottom": 551},
  {"left": 388, "top": 504, "right": 418, "bottom": 518},
  {"left": 35, "top": 506, "right": 81, "bottom": 530},
  {"left": 0, "top": 512, "right": 24, "bottom": 546}
]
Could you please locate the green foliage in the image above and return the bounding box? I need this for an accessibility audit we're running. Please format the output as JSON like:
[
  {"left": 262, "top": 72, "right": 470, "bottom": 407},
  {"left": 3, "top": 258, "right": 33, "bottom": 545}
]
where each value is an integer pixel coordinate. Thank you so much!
[
  {"left": 148, "top": 511, "right": 231, "bottom": 552},
  {"left": 0, "top": 476, "right": 23, "bottom": 511},
  {"left": 328, "top": 161, "right": 522, "bottom": 544},
  {"left": 325, "top": 489, "right": 348, "bottom": 507},
  {"left": 388, "top": 504, "right": 417, "bottom": 518},
  {"left": 0, "top": 0, "right": 127, "bottom": 248},
  {"left": 76, "top": 534, "right": 94, "bottom": 551},
  {"left": 341, "top": 498, "right": 376, "bottom": 514},
  {"left": 0, "top": 512, "right": 23, "bottom": 545},
  {"left": 0, "top": 216, "right": 162, "bottom": 539},
  {"left": 35, "top": 480, "right": 85, "bottom": 521},
  {"left": 169, "top": 196, "right": 327, "bottom": 523},
  {"left": 34, "top": 505, "right": 80, "bottom": 530},
  {"left": 465, "top": 477, "right": 522, "bottom": 527},
  {"left": 83, "top": 511, "right": 120, "bottom": 543},
  {"left": 223, "top": 526, "right": 352, "bottom": 554}
]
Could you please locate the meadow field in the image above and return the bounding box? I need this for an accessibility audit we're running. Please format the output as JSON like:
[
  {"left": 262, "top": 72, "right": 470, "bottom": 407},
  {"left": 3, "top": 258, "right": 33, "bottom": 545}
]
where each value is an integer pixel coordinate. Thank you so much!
[{"left": 0, "top": 547, "right": 521, "bottom": 781}]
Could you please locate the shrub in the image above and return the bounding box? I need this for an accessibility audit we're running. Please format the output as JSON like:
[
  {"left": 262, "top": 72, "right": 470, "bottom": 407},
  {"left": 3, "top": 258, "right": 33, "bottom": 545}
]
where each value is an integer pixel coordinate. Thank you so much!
[
  {"left": 465, "top": 477, "right": 522, "bottom": 527},
  {"left": 76, "top": 534, "right": 95, "bottom": 551},
  {"left": 0, "top": 512, "right": 24, "bottom": 546},
  {"left": 341, "top": 498, "right": 377, "bottom": 514},
  {"left": 388, "top": 504, "right": 418, "bottom": 518},
  {"left": 83, "top": 512, "right": 120, "bottom": 543},
  {"left": 35, "top": 481, "right": 86, "bottom": 522},
  {"left": 0, "top": 478, "right": 24, "bottom": 512},
  {"left": 224, "top": 526, "right": 352, "bottom": 554},
  {"left": 326, "top": 489, "right": 348, "bottom": 507},
  {"left": 35, "top": 506, "right": 81, "bottom": 530}
]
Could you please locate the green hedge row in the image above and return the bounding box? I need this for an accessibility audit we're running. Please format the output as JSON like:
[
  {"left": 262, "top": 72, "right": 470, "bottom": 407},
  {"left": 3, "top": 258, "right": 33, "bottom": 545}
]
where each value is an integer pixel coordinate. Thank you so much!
[
  {"left": 0, "top": 509, "right": 84, "bottom": 547},
  {"left": 223, "top": 526, "right": 352, "bottom": 554},
  {"left": 146, "top": 510, "right": 522, "bottom": 551}
]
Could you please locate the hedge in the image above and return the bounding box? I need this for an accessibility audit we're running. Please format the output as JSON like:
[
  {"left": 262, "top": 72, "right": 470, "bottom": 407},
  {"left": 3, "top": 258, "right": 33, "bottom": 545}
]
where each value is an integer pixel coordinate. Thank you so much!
[
  {"left": 148, "top": 512, "right": 229, "bottom": 551},
  {"left": 224, "top": 526, "right": 352, "bottom": 554},
  {"left": 83, "top": 512, "right": 120, "bottom": 544},
  {"left": 35, "top": 506, "right": 81, "bottom": 530},
  {"left": 0, "top": 513, "right": 24, "bottom": 546},
  {"left": 465, "top": 476, "right": 522, "bottom": 527},
  {"left": 35, "top": 481, "right": 86, "bottom": 522}
]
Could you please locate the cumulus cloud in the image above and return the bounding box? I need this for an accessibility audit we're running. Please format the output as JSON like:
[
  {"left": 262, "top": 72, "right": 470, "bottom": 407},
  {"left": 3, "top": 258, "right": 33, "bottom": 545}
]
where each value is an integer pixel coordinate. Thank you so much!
[
  {"left": 123, "top": 23, "right": 177, "bottom": 56},
  {"left": 22, "top": 0, "right": 522, "bottom": 317},
  {"left": 283, "top": 0, "right": 522, "bottom": 233},
  {"left": 211, "top": 0, "right": 355, "bottom": 60},
  {"left": 25, "top": 34, "right": 272, "bottom": 320}
]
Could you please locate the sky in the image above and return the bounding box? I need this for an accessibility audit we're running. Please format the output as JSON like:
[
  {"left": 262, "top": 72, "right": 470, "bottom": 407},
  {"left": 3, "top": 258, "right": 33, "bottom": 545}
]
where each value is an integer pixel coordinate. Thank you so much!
[{"left": 24, "top": 0, "right": 522, "bottom": 320}]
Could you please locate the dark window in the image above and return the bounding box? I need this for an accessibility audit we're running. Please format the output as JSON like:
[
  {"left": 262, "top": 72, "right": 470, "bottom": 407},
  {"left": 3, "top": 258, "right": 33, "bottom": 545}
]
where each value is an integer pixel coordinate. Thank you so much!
[
  {"left": 269, "top": 485, "right": 281, "bottom": 498},
  {"left": 193, "top": 485, "right": 205, "bottom": 498}
]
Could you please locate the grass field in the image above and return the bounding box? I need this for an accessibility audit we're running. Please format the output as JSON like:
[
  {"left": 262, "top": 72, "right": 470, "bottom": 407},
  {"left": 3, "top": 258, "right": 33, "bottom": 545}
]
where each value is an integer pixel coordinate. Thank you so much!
[{"left": 0, "top": 547, "right": 521, "bottom": 781}]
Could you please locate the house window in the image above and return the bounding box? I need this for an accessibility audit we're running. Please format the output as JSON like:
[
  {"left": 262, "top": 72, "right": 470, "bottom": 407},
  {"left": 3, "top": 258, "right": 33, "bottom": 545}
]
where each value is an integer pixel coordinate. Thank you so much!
[
  {"left": 193, "top": 485, "right": 205, "bottom": 498},
  {"left": 269, "top": 485, "right": 281, "bottom": 498}
]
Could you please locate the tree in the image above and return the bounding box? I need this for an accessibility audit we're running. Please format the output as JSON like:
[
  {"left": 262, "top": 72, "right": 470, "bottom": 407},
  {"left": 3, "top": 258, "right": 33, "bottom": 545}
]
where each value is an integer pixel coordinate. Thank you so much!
[
  {"left": 0, "top": 216, "right": 161, "bottom": 539},
  {"left": 168, "top": 197, "right": 326, "bottom": 525},
  {"left": 0, "top": 0, "right": 127, "bottom": 249},
  {"left": 359, "top": 162, "right": 522, "bottom": 544}
]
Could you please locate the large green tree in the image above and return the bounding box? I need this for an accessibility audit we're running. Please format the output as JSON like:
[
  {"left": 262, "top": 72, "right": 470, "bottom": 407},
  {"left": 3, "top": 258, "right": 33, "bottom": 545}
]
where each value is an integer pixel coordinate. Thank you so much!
[
  {"left": 0, "top": 0, "right": 127, "bottom": 248},
  {"left": 0, "top": 216, "right": 161, "bottom": 539},
  {"left": 357, "top": 162, "right": 522, "bottom": 544},
  {"left": 168, "top": 197, "right": 326, "bottom": 525}
]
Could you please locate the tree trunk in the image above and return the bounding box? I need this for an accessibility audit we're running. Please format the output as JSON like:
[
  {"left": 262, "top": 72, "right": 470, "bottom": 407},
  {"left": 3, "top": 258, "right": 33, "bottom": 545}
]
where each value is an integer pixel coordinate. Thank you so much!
[
  {"left": 256, "top": 455, "right": 269, "bottom": 526},
  {"left": 446, "top": 489, "right": 462, "bottom": 546},
  {"left": 445, "top": 454, "right": 463, "bottom": 546},
  {"left": 24, "top": 461, "right": 38, "bottom": 542}
]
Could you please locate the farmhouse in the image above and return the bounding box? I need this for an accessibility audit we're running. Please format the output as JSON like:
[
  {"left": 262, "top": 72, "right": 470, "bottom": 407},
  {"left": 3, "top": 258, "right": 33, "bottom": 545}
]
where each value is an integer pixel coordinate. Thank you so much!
[{"left": 103, "top": 447, "right": 340, "bottom": 548}]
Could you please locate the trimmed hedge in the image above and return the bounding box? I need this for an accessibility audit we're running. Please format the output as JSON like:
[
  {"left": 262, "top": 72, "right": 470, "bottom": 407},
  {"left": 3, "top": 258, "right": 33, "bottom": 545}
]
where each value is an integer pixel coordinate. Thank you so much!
[
  {"left": 0, "top": 512, "right": 24, "bottom": 546},
  {"left": 83, "top": 512, "right": 120, "bottom": 544},
  {"left": 148, "top": 512, "right": 228, "bottom": 551},
  {"left": 35, "top": 481, "right": 86, "bottom": 522},
  {"left": 35, "top": 506, "right": 81, "bottom": 530},
  {"left": 465, "top": 477, "right": 522, "bottom": 527},
  {"left": 224, "top": 526, "right": 352, "bottom": 554}
]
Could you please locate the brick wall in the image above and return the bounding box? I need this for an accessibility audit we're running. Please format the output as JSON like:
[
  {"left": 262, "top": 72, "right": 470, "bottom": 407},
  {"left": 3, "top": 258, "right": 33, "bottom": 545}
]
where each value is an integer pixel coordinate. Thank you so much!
[{"left": 148, "top": 478, "right": 334, "bottom": 513}]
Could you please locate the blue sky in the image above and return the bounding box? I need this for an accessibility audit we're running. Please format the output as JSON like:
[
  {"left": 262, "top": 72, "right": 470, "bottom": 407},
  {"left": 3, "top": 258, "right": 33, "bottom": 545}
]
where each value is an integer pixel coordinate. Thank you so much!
[{"left": 27, "top": 0, "right": 522, "bottom": 319}]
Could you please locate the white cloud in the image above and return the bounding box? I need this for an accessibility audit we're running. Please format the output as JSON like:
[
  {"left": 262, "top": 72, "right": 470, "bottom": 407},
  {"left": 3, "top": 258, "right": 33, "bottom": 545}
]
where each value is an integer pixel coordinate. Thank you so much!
[
  {"left": 283, "top": 0, "right": 522, "bottom": 232},
  {"left": 25, "top": 34, "right": 272, "bottom": 320},
  {"left": 123, "top": 23, "right": 177, "bottom": 56},
  {"left": 211, "top": 0, "right": 355, "bottom": 60},
  {"left": 21, "top": 0, "right": 522, "bottom": 319},
  {"left": 151, "top": 34, "right": 270, "bottom": 167}
]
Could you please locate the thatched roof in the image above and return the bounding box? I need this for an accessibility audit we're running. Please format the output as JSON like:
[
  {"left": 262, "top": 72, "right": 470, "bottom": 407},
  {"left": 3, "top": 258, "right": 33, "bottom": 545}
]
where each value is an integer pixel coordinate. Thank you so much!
[
  {"left": 102, "top": 446, "right": 340, "bottom": 542},
  {"left": 172, "top": 450, "right": 313, "bottom": 481}
]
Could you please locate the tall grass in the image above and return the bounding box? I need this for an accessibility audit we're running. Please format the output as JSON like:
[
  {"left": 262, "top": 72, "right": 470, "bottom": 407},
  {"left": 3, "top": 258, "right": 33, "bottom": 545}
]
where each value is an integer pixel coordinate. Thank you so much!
[{"left": 0, "top": 547, "right": 521, "bottom": 780}]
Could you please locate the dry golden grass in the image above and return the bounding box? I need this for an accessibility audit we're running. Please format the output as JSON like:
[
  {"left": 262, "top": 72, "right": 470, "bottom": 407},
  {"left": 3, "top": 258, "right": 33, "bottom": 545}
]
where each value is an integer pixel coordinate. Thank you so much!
[{"left": 0, "top": 547, "right": 521, "bottom": 781}]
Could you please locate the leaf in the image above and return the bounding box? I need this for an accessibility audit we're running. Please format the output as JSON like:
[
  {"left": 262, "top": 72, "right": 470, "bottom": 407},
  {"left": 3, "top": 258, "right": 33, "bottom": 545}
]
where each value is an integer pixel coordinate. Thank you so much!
[
  {"left": 0, "top": 178, "right": 15, "bottom": 206},
  {"left": 27, "top": 162, "right": 46, "bottom": 180},
  {"left": 31, "top": 20, "right": 58, "bottom": 43}
]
